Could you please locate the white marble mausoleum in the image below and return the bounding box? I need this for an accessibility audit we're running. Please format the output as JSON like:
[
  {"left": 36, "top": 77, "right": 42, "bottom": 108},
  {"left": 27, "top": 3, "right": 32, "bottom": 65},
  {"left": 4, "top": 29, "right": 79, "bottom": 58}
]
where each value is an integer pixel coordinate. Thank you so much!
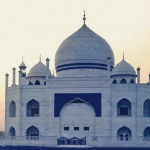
[{"left": 3, "top": 14, "right": 150, "bottom": 148}]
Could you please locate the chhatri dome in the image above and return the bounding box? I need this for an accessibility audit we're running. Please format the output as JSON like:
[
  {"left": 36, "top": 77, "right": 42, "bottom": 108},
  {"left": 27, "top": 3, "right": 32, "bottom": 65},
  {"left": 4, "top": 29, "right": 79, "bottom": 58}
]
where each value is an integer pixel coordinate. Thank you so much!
[
  {"left": 55, "top": 12, "right": 114, "bottom": 77},
  {"left": 111, "top": 58, "right": 136, "bottom": 77},
  {"left": 28, "top": 61, "right": 52, "bottom": 77}
]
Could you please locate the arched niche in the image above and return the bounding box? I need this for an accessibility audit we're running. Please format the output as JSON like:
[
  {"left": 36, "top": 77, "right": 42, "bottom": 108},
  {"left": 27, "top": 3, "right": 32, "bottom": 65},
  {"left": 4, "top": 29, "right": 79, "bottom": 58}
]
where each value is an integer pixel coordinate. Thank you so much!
[
  {"left": 130, "top": 79, "right": 135, "bottom": 83},
  {"left": 143, "top": 99, "right": 150, "bottom": 117},
  {"left": 26, "top": 126, "right": 39, "bottom": 136},
  {"left": 35, "top": 80, "right": 40, "bottom": 85},
  {"left": 117, "top": 126, "right": 131, "bottom": 141},
  {"left": 120, "top": 78, "right": 127, "bottom": 84},
  {"left": 9, "top": 101, "right": 16, "bottom": 117},
  {"left": 117, "top": 98, "right": 131, "bottom": 116},
  {"left": 27, "top": 99, "right": 39, "bottom": 117},
  {"left": 9, "top": 126, "right": 16, "bottom": 136},
  {"left": 28, "top": 81, "right": 33, "bottom": 85},
  {"left": 112, "top": 79, "right": 117, "bottom": 84},
  {"left": 143, "top": 127, "right": 150, "bottom": 140}
]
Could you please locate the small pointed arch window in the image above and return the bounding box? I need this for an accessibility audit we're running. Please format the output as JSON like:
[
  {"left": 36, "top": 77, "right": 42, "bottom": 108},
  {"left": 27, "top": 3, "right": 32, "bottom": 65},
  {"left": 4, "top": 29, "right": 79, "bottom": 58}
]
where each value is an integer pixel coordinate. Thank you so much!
[
  {"left": 117, "top": 126, "right": 131, "bottom": 141},
  {"left": 143, "top": 99, "right": 150, "bottom": 117},
  {"left": 117, "top": 98, "right": 131, "bottom": 116},
  {"left": 9, "top": 101, "right": 16, "bottom": 117},
  {"left": 144, "top": 127, "right": 150, "bottom": 140},
  {"left": 26, "top": 126, "right": 39, "bottom": 137},
  {"left": 9, "top": 126, "right": 16, "bottom": 136},
  {"left": 130, "top": 79, "right": 135, "bottom": 83},
  {"left": 112, "top": 79, "right": 117, "bottom": 84},
  {"left": 120, "top": 78, "right": 127, "bottom": 84},
  {"left": 35, "top": 80, "right": 40, "bottom": 85},
  {"left": 27, "top": 99, "right": 39, "bottom": 117},
  {"left": 44, "top": 81, "right": 46, "bottom": 85},
  {"left": 28, "top": 81, "right": 33, "bottom": 85}
]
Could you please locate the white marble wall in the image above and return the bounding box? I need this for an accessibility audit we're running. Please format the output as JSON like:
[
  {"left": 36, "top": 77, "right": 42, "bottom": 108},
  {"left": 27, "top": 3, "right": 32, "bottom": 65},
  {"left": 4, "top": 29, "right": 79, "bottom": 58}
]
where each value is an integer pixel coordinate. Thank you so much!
[{"left": 5, "top": 75, "right": 150, "bottom": 146}]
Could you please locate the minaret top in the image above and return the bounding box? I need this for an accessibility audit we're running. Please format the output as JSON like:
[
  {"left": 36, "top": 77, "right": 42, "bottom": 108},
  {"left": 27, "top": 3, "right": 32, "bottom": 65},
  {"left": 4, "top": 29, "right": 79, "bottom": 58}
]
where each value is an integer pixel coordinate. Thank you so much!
[
  {"left": 137, "top": 67, "right": 141, "bottom": 71},
  {"left": 83, "top": 10, "right": 86, "bottom": 24},
  {"left": 19, "top": 57, "right": 27, "bottom": 70}
]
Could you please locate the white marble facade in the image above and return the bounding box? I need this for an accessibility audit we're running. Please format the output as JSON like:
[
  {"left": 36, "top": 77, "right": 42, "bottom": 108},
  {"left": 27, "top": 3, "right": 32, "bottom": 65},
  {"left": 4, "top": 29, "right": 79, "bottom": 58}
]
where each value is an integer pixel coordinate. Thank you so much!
[{"left": 4, "top": 21, "right": 150, "bottom": 147}]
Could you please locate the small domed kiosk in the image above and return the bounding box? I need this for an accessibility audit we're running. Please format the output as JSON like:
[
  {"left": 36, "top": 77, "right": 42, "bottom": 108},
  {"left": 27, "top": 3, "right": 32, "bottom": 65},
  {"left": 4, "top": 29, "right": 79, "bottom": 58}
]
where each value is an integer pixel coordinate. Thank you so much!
[
  {"left": 26, "top": 61, "right": 52, "bottom": 85},
  {"left": 111, "top": 58, "right": 136, "bottom": 84}
]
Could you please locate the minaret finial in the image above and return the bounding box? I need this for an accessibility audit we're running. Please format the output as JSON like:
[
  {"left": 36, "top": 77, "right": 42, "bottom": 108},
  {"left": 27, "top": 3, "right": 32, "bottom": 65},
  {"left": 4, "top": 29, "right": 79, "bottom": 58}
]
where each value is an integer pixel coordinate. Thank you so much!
[
  {"left": 39, "top": 55, "right": 41, "bottom": 62},
  {"left": 123, "top": 52, "right": 124, "bottom": 60},
  {"left": 83, "top": 10, "right": 86, "bottom": 24},
  {"left": 22, "top": 57, "right": 23, "bottom": 62}
]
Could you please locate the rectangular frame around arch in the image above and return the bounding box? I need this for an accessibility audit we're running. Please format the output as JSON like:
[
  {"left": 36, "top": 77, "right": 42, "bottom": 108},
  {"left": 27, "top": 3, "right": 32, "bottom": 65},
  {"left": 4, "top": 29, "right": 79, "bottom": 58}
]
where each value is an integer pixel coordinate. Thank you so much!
[{"left": 54, "top": 93, "right": 101, "bottom": 117}]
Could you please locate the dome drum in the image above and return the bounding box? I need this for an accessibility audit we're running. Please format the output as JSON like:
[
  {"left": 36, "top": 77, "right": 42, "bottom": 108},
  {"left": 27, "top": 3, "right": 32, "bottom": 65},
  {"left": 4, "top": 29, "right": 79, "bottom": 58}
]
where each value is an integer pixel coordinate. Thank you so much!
[{"left": 56, "top": 62, "right": 114, "bottom": 73}]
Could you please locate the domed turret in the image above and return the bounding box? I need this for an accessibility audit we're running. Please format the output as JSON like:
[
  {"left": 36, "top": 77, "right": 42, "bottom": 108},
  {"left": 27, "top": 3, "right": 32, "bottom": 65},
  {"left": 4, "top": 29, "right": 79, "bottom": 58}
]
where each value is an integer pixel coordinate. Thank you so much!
[
  {"left": 26, "top": 61, "right": 53, "bottom": 85},
  {"left": 55, "top": 24, "right": 114, "bottom": 77},
  {"left": 111, "top": 60, "right": 136, "bottom": 77},
  {"left": 28, "top": 62, "right": 52, "bottom": 77},
  {"left": 19, "top": 62, "right": 27, "bottom": 70},
  {"left": 111, "top": 59, "right": 136, "bottom": 84},
  {"left": 19, "top": 59, "right": 27, "bottom": 77}
]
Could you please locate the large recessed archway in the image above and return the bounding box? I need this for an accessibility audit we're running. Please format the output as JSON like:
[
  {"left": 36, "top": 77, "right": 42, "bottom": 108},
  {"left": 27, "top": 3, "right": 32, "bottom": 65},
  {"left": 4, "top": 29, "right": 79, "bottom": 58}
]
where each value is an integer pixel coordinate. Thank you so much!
[{"left": 60, "top": 98, "right": 96, "bottom": 138}]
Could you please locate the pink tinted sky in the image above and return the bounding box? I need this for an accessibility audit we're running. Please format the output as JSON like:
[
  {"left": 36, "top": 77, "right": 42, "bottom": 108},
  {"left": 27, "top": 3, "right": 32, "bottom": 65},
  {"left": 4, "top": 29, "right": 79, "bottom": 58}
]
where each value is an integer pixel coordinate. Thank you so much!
[{"left": 0, "top": 0, "right": 150, "bottom": 131}]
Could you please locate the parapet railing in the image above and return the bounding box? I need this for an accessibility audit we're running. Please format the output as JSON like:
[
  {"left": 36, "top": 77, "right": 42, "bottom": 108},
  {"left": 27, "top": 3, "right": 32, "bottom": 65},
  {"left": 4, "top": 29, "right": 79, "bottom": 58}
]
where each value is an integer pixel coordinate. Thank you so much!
[
  {"left": 1, "top": 136, "right": 150, "bottom": 141},
  {"left": 1, "top": 135, "right": 150, "bottom": 147},
  {"left": 91, "top": 136, "right": 149, "bottom": 141},
  {"left": 0, "top": 136, "right": 56, "bottom": 141},
  {"left": 90, "top": 136, "right": 150, "bottom": 146}
]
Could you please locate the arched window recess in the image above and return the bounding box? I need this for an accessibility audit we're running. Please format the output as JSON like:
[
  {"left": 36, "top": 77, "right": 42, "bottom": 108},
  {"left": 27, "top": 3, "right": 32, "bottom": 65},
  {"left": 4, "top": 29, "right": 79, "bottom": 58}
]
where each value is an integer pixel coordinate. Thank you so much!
[
  {"left": 143, "top": 99, "right": 150, "bottom": 117},
  {"left": 117, "top": 98, "right": 131, "bottom": 116},
  {"left": 144, "top": 127, "right": 150, "bottom": 140},
  {"left": 120, "top": 78, "right": 127, "bottom": 84},
  {"left": 9, "top": 101, "right": 16, "bottom": 117},
  {"left": 35, "top": 80, "right": 40, "bottom": 85},
  {"left": 27, "top": 99, "right": 39, "bottom": 117},
  {"left": 9, "top": 126, "right": 16, "bottom": 136},
  {"left": 28, "top": 81, "right": 33, "bottom": 85},
  {"left": 26, "top": 126, "right": 39, "bottom": 140},
  {"left": 130, "top": 79, "right": 135, "bottom": 83},
  {"left": 112, "top": 79, "right": 117, "bottom": 84},
  {"left": 117, "top": 126, "right": 131, "bottom": 141}
]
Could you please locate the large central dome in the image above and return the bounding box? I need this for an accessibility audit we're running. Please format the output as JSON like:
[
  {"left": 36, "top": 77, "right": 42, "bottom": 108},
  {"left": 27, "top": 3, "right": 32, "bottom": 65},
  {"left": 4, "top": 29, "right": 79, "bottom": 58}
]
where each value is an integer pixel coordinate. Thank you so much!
[{"left": 55, "top": 24, "right": 115, "bottom": 77}]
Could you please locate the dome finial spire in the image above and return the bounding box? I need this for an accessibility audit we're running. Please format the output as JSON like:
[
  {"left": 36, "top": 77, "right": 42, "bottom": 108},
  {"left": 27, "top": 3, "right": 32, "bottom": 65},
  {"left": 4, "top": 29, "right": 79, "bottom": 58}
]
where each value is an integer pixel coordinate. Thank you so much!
[
  {"left": 53, "top": 69, "right": 54, "bottom": 76},
  {"left": 83, "top": 10, "right": 86, "bottom": 24},
  {"left": 22, "top": 57, "right": 23, "bottom": 62},
  {"left": 123, "top": 52, "right": 124, "bottom": 60},
  {"left": 39, "top": 55, "right": 41, "bottom": 62}
]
